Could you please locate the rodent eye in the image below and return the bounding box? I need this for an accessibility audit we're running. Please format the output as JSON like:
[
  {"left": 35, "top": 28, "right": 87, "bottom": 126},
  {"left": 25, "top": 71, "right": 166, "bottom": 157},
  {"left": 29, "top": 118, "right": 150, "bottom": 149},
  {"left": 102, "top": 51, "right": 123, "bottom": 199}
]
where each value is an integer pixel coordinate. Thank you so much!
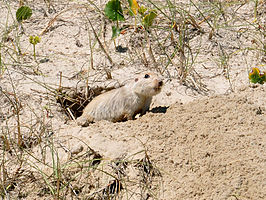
[{"left": 144, "top": 74, "right": 150, "bottom": 78}]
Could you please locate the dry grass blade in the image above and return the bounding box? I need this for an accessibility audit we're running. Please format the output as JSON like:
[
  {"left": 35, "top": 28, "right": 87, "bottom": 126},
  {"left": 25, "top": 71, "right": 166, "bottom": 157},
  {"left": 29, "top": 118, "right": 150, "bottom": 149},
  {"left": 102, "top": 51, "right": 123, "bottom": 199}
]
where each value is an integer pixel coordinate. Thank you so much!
[
  {"left": 86, "top": 16, "right": 114, "bottom": 66},
  {"left": 40, "top": 5, "right": 85, "bottom": 36}
]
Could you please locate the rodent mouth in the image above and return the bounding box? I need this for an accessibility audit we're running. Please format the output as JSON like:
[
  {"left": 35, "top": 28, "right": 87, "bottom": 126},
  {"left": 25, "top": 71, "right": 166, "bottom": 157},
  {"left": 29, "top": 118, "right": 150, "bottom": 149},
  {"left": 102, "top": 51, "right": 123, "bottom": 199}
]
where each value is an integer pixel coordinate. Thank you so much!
[
  {"left": 154, "top": 87, "right": 162, "bottom": 92},
  {"left": 155, "top": 81, "right": 163, "bottom": 91},
  {"left": 154, "top": 84, "right": 163, "bottom": 92}
]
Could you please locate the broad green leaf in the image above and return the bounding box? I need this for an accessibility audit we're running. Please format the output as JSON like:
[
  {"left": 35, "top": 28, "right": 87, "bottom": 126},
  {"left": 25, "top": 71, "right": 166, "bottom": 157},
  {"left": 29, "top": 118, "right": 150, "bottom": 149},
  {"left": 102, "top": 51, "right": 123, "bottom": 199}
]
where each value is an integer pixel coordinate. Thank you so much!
[
  {"left": 104, "top": 0, "right": 124, "bottom": 21},
  {"left": 112, "top": 26, "right": 121, "bottom": 39},
  {"left": 142, "top": 10, "right": 157, "bottom": 29},
  {"left": 249, "top": 67, "right": 265, "bottom": 84},
  {"left": 16, "top": 6, "right": 32, "bottom": 22},
  {"left": 128, "top": 0, "right": 139, "bottom": 15}
]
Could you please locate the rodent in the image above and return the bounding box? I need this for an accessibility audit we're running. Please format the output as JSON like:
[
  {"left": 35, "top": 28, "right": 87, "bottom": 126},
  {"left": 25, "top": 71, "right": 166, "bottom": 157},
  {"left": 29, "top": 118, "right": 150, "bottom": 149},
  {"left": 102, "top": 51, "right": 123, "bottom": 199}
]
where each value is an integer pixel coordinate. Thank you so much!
[{"left": 76, "top": 72, "right": 163, "bottom": 126}]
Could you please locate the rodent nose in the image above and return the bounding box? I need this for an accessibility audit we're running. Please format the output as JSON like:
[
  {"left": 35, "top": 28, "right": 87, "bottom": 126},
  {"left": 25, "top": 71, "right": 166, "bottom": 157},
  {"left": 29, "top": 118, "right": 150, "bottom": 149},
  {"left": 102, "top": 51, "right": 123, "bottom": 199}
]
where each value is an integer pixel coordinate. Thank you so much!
[{"left": 158, "top": 81, "right": 163, "bottom": 87}]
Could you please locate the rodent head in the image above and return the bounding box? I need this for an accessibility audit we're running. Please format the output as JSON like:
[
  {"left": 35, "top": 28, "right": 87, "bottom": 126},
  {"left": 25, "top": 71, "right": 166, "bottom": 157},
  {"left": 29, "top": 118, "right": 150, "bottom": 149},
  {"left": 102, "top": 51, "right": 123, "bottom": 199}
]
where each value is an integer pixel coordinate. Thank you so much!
[{"left": 133, "top": 72, "right": 163, "bottom": 97}]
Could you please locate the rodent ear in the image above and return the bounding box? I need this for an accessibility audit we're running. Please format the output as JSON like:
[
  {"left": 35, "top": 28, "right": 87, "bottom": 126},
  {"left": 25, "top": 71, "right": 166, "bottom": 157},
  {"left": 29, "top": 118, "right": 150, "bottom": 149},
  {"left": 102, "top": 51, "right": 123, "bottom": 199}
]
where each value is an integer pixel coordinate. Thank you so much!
[{"left": 135, "top": 78, "right": 139, "bottom": 82}]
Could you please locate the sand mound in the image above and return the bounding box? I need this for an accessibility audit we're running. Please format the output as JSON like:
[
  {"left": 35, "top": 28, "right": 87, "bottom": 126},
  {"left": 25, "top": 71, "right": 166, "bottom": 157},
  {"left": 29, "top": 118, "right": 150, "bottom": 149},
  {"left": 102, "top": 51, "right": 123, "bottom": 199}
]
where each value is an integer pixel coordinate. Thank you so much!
[{"left": 44, "top": 85, "right": 265, "bottom": 199}]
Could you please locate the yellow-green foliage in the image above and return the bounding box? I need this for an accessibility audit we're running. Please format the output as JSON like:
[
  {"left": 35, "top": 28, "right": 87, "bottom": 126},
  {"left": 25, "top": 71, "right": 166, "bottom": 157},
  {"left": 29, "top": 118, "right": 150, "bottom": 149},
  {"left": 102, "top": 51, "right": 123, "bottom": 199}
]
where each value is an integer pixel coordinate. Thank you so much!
[
  {"left": 249, "top": 67, "right": 265, "bottom": 84},
  {"left": 29, "top": 36, "right": 40, "bottom": 45}
]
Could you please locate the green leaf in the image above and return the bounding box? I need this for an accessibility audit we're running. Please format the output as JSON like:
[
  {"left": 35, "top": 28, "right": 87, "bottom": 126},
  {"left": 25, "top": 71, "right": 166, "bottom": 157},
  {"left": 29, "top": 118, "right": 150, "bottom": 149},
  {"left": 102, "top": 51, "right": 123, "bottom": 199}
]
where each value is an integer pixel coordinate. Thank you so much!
[
  {"left": 112, "top": 26, "right": 121, "bottom": 39},
  {"left": 142, "top": 10, "right": 157, "bottom": 29},
  {"left": 104, "top": 0, "right": 124, "bottom": 21},
  {"left": 249, "top": 67, "right": 265, "bottom": 84},
  {"left": 16, "top": 6, "right": 32, "bottom": 22}
]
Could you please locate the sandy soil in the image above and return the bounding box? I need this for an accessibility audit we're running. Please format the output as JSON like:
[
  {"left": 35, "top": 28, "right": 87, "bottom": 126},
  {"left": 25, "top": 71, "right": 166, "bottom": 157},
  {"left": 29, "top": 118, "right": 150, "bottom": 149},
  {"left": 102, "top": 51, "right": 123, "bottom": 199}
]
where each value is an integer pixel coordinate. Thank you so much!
[
  {"left": 50, "top": 85, "right": 265, "bottom": 200},
  {"left": 0, "top": 0, "right": 265, "bottom": 199}
]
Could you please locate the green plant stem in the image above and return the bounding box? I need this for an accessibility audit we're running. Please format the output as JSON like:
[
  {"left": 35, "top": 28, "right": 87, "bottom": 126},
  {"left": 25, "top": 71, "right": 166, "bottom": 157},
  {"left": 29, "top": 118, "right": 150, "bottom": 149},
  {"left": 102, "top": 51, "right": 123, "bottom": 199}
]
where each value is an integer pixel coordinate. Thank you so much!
[
  {"left": 146, "top": 0, "right": 171, "bottom": 21},
  {"left": 33, "top": 44, "right": 36, "bottom": 61},
  {"left": 87, "top": 18, "right": 114, "bottom": 66},
  {"left": 254, "top": 0, "right": 258, "bottom": 19}
]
